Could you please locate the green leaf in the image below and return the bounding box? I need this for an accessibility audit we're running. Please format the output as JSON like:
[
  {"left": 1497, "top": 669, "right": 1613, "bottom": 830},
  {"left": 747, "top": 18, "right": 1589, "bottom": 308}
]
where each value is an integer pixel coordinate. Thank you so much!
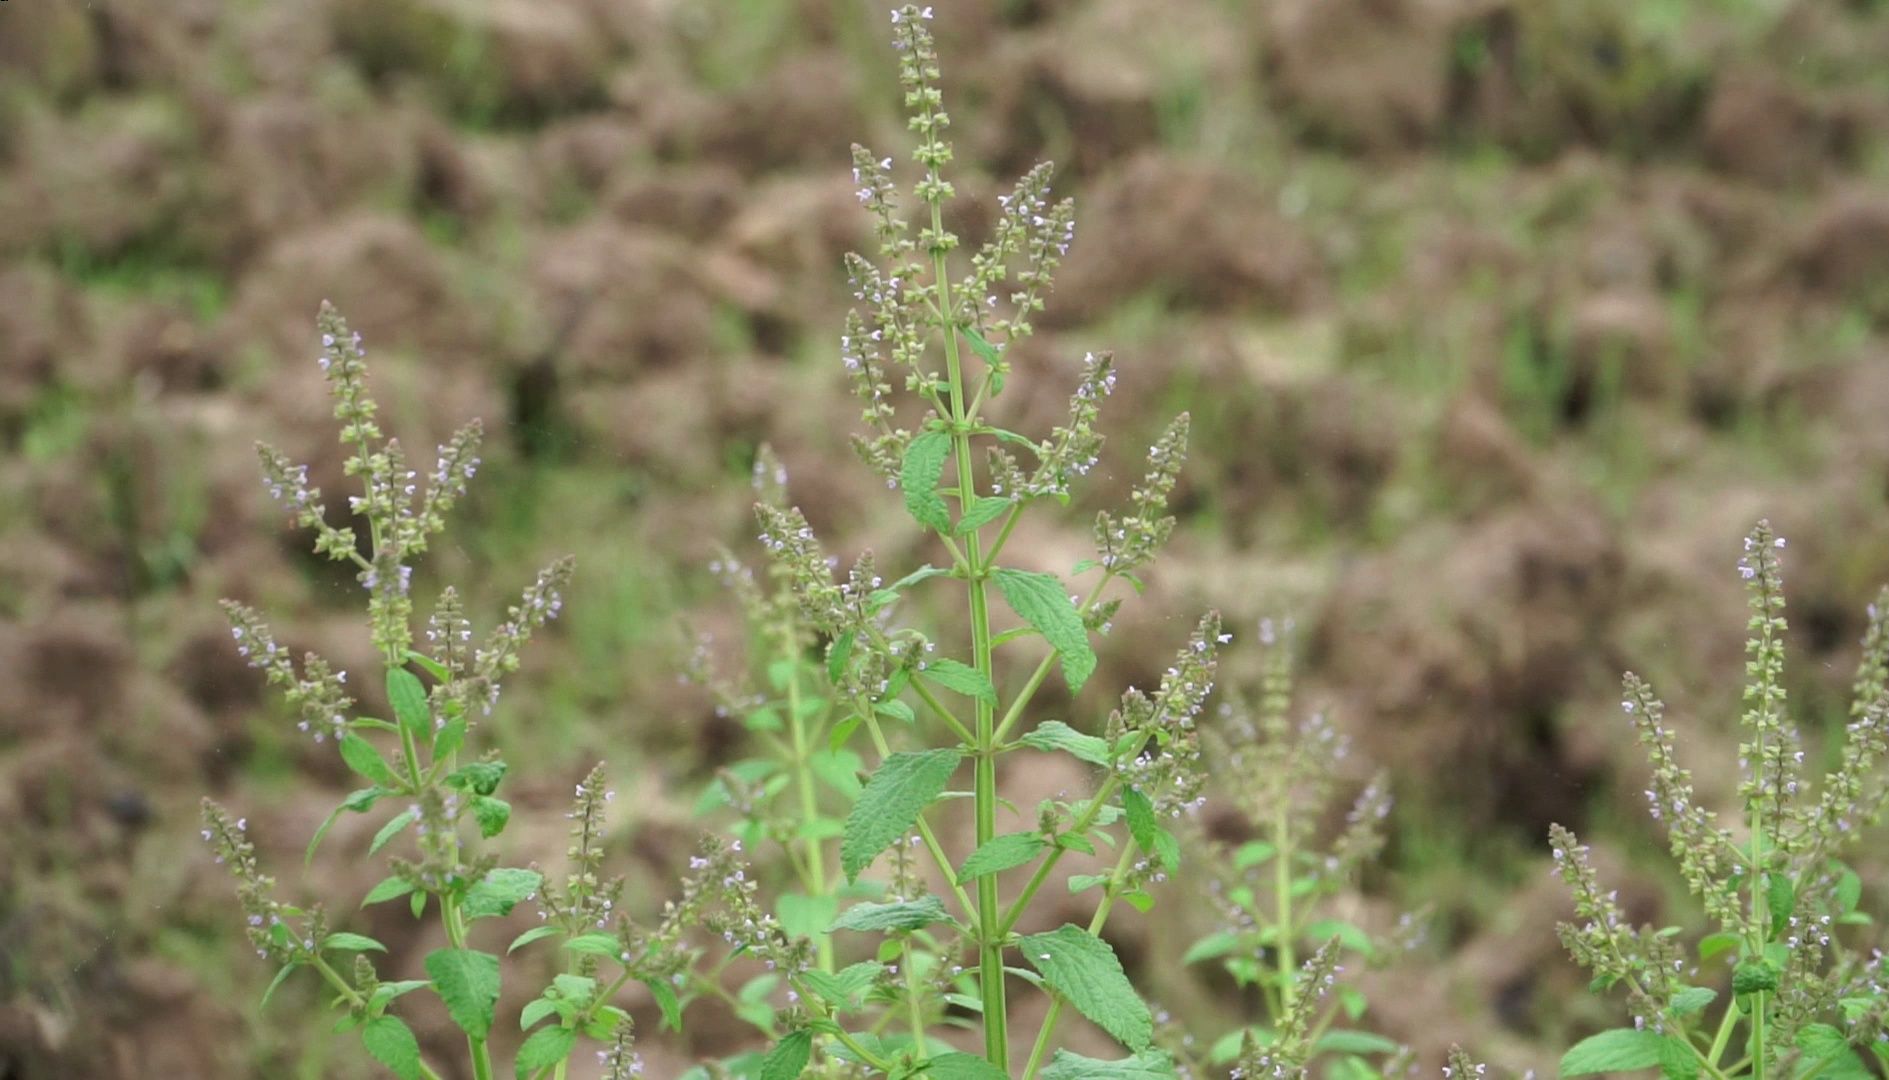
[
  {"left": 260, "top": 963, "right": 301, "bottom": 1009},
  {"left": 1558, "top": 1028, "right": 1675, "bottom": 1076},
  {"left": 922, "top": 1052, "right": 1012, "bottom": 1079},
  {"left": 841, "top": 748, "right": 962, "bottom": 882},
  {"left": 445, "top": 760, "right": 507, "bottom": 797},
  {"left": 827, "top": 632, "right": 856, "bottom": 683},
  {"left": 361, "top": 1016, "right": 423, "bottom": 1080},
  {"left": 508, "top": 926, "right": 560, "bottom": 955},
  {"left": 321, "top": 932, "right": 386, "bottom": 954},
  {"left": 801, "top": 962, "right": 884, "bottom": 1011},
  {"left": 1798, "top": 1024, "right": 1872, "bottom": 1080},
  {"left": 433, "top": 717, "right": 466, "bottom": 760},
  {"left": 961, "top": 324, "right": 1003, "bottom": 367},
  {"left": 370, "top": 809, "right": 415, "bottom": 855},
  {"left": 424, "top": 948, "right": 501, "bottom": 1040},
  {"left": 1314, "top": 1030, "right": 1401, "bottom": 1055},
  {"left": 829, "top": 895, "right": 952, "bottom": 933},
  {"left": 471, "top": 795, "right": 510, "bottom": 839},
  {"left": 1021, "top": 721, "right": 1111, "bottom": 765},
  {"left": 993, "top": 568, "right": 1097, "bottom": 691},
  {"left": 338, "top": 734, "right": 398, "bottom": 787},
  {"left": 387, "top": 667, "right": 430, "bottom": 736},
  {"left": 563, "top": 932, "right": 621, "bottom": 956},
  {"left": 362, "top": 875, "right": 417, "bottom": 907},
  {"left": 1123, "top": 787, "right": 1159, "bottom": 855},
  {"left": 644, "top": 976, "right": 683, "bottom": 1031},
  {"left": 760, "top": 1029, "right": 812, "bottom": 1080},
  {"left": 1020, "top": 924, "right": 1152, "bottom": 1050},
  {"left": 959, "top": 832, "right": 1047, "bottom": 880},
  {"left": 410, "top": 888, "right": 426, "bottom": 919},
  {"left": 307, "top": 787, "right": 386, "bottom": 865},
  {"left": 463, "top": 868, "right": 542, "bottom": 920},
  {"left": 519, "top": 998, "right": 558, "bottom": 1031},
  {"left": 956, "top": 496, "right": 1015, "bottom": 535},
  {"left": 1767, "top": 872, "right": 1796, "bottom": 939},
  {"left": 1668, "top": 986, "right": 1717, "bottom": 1017},
  {"left": 1304, "top": 919, "right": 1375, "bottom": 957},
  {"left": 919, "top": 659, "right": 997, "bottom": 707},
  {"left": 1180, "top": 931, "right": 1241, "bottom": 966},
  {"left": 901, "top": 431, "right": 953, "bottom": 533},
  {"left": 1733, "top": 959, "right": 1779, "bottom": 995},
  {"left": 1040, "top": 1049, "right": 1177, "bottom": 1079},
  {"left": 369, "top": 980, "right": 431, "bottom": 1011},
  {"left": 403, "top": 650, "right": 449, "bottom": 681},
  {"left": 776, "top": 893, "right": 840, "bottom": 941},
  {"left": 1698, "top": 931, "right": 1740, "bottom": 962},
  {"left": 1834, "top": 860, "right": 1863, "bottom": 914},
  {"left": 514, "top": 1025, "right": 577, "bottom": 1080}
]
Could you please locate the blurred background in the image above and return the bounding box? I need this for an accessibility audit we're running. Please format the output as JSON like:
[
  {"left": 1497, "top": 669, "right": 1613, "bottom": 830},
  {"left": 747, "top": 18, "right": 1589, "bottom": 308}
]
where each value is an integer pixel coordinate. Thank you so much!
[{"left": 3, "top": 0, "right": 1889, "bottom": 1076}]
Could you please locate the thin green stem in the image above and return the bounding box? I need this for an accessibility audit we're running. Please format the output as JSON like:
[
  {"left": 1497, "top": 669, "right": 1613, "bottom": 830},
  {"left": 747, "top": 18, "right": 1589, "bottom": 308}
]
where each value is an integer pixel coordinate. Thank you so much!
[
  {"left": 1275, "top": 804, "right": 1297, "bottom": 1012},
  {"left": 905, "top": 938, "right": 930, "bottom": 1060},
  {"left": 1020, "top": 842, "right": 1138, "bottom": 1080},
  {"left": 1706, "top": 994, "right": 1741, "bottom": 1070},
  {"left": 859, "top": 706, "right": 982, "bottom": 929},
  {"left": 785, "top": 636, "right": 836, "bottom": 973}
]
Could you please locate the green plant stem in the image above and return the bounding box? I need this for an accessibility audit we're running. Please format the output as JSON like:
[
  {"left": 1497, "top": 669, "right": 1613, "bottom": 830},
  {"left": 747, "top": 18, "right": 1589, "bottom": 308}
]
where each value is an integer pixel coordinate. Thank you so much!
[
  {"left": 1019, "top": 842, "right": 1138, "bottom": 1080},
  {"left": 929, "top": 188, "right": 1007, "bottom": 1068},
  {"left": 1275, "top": 804, "right": 1297, "bottom": 1011},
  {"left": 904, "top": 938, "right": 930, "bottom": 1060},
  {"left": 1751, "top": 774, "right": 1768, "bottom": 1079},
  {"left": 786, "top": 640, "right": 836, "bottom": 973},
  {"left": 1706, "top": 997, "right": 1741, "bottom": 1070}
]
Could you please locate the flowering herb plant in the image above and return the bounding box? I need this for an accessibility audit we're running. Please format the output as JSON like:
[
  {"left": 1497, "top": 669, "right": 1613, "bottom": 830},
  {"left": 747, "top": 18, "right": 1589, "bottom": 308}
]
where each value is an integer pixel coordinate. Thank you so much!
[{"left": 1550, "top": 522, "right": 1889, "bottom": 1080}]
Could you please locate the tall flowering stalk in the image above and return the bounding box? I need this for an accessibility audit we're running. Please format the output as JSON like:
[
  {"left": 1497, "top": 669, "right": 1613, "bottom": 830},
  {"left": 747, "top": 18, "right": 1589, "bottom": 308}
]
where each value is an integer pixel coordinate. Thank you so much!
[
  {"left": 204, "top": 306, "right": 781, "bottom": 1080},
  {"left": 687, "top": 6, "right": 1214, "bottom": 1075},
  {"left": 1550, "top": 522, "right": 1889, "bottom": 1080}
]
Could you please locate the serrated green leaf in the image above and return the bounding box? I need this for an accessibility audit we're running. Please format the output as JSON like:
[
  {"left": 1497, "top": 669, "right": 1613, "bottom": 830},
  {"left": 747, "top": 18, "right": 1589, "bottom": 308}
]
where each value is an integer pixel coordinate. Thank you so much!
[
  {"left": 362, "top": 875, "right": 416, "bottom": 907},
  {"left": 1668, "top": 986, "right": 1716, "bottom": 1017},
  {"left": 1559, "top": 1028, "right": 1676, "bottom": 1076},
  {"left": 829, "top": 895, "right": 951, "bottom": 933},
  {"left": 514, "top": 1025, "right": 576, "bottom": 1080},
  {"left": 445, "top": 760, "right": 507, "bottom": 797},
  {"left": 370, "top": 809, "right": 415, "bottom": 855},
  {"left": 471, "top": 795, "right": 510, "bottom": 839},
  {"left": 959, "top": 832, "right": 1047, "bottom": 880},
  {"left": 1834, "top": 860, "right": 1863, "bottom": 914},
  {"left": 841, "top": 749, "right": 962, "bottom": 881},
  {"left": 321, "top": 932, "right": 386, "bottom": 954},
  {"left": 508, "top": 925, "right": 560, "bottom": 955},
  {"left": 1767, "top": 872, "right": 1795, "bottom": 939},
  {"left": 410, "top": 888, "right": 426, "bottom": 918},
  {"left": 260, "top": 963, "right": 300, "bottom": 1009},
  {"left": 901, "top": 432, "right": 952, "bottom": 533},
  {"left": 919, "top": 659, "right": 997, "bottom": 707},
  {"left": 387, "top": 667, "right": 430, "bottom": 737},
  {"left": 463, "top": 868, "right": 542, "bottom": 920},
  {"left": 1123, "top": 787, "right": 1159, "bottom": 854},
  {"left": 956, "top": 496, "right": 1015, "bottom": 535},
  {"left": 644, "top": 976, "right": 683, "bottom": 1031},
  {"left": 1698, "top": 931, "right": 1740, "bottom": 962},
  {"left": 361, "top": 1015, "right": 423, "bottom": 1080},
  {"left": 827, "top": 632, "right": 856, "bottom": 682},
  {"left": 993, "top": 568, "right": 1096, "bottom": 690},
  {"left": 802, "top": 962, "right": 884, "bottom": 1010},
  {"left": 1021, "top": 721, "right": 1111, "bottom": 765},
  {"left": 1020, "top": 925, "right": 1152, "bottom": 1050},
  {"left": 923, "top": 1052, "right": 1012, "bottom": 1079},
  {"left": 307, "top": 787, "right": 386, "bottom": 865},
  {"left": 519, "top": 997, "right": 558, "bottom": 1031},
  {"left": 760, "top": 1029, "right": 812, "bottom": 1080},
  {"left": 1040, "top": 1049, "right": 1177, "bottom": 1078},
  {"left": 563, "top": 932, "right": 620, "bottom": 956},
  {"left": 1798, "top": 1024, "right": 1872, "bottom": 1080},
  {"left": 424, "top": 948, "right": 501, "bottom": 1040},
  {"left": 961, "top": 324, "right": 1003, "bottom": 366},
  {"left": 338, "top": 734, "right": 398, "bottom": 787}
]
